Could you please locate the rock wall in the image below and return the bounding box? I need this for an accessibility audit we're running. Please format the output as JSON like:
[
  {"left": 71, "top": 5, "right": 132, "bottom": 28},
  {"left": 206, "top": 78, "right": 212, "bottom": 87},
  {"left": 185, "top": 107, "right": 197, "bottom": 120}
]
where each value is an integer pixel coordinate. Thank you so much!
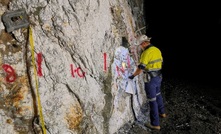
[{"left": 0, "top": 0, "right": 147, "bottom": 133}]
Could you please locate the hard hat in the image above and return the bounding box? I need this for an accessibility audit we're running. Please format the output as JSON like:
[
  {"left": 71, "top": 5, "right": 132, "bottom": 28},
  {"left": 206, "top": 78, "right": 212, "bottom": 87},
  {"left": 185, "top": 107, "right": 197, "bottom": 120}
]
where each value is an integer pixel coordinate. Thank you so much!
[{"left": 136, "top": 35, "right": 151, "bottom": 45}]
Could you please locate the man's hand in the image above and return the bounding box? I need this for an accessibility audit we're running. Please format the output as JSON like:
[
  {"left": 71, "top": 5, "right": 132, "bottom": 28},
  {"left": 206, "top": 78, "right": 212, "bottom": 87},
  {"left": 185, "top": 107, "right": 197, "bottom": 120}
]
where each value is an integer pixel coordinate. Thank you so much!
[{"left": 128, "top": 75, "right": 135, "bottom": 79}]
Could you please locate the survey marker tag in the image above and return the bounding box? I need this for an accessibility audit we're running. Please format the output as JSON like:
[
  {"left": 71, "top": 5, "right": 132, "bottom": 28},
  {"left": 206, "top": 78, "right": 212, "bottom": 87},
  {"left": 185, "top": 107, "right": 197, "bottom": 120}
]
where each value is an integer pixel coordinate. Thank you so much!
[{"left": 2, "top": 9, "right": 30, "bottom": 33}]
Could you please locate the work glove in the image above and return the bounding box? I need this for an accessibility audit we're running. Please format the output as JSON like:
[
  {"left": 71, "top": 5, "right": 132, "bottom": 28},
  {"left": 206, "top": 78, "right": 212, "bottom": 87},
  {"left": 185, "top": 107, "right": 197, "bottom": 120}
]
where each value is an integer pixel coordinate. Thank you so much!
[{"left": 128, "top": 75, "right": 135, "bottom": 80}]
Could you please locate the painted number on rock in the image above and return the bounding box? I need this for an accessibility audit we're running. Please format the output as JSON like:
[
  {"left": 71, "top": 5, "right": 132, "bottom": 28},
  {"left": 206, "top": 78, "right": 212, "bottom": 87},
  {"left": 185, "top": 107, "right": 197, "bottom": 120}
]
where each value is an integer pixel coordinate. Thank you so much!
[
  {"left": 70, "top": 64, "right": 85, "bottom": 78},
  {"left": 2, "top": 64, "right": 16, "bottom": 82},
  {"left": 37, "top": 53, "right": 43, "bottom": 77}
]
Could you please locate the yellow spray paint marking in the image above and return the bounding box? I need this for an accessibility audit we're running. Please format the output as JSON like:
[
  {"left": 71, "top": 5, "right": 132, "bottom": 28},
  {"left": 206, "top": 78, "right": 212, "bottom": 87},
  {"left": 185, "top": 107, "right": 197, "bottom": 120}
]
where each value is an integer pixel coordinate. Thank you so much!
[{"left": 29, "top": 26, "right": 47, "bottom": 134}]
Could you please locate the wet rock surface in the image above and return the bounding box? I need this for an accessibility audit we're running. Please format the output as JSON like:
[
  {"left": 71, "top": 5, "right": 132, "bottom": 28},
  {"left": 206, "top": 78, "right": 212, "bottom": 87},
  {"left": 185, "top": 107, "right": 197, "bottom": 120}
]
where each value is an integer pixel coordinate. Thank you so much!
[{"left": 116, "top": 79, "right": 221, "bottom": 134}]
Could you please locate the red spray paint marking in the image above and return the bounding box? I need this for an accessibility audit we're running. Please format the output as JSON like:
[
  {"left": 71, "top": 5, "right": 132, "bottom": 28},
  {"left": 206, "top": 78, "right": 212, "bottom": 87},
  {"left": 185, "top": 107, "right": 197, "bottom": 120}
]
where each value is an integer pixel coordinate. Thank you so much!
[
  {"left": 70, "top": 64, "right": 85, "bottom": 78},
  {"left": 37, "top": 53, "right": 43, "bottom": 77},
  {"left": 116, "top": 55, "right": 131, "bottom": 76},
  {"left": 2, "top": 64, "right": 16, "bottom": 82},
  {"left": 116, "top": 66, "right": 125, "bottom": 76},
  {"left": 103, "top": 53, "right": 107, "bottom": 72},
  {"left": 127, "top": 55, "right": 130, "bottom": 68}
]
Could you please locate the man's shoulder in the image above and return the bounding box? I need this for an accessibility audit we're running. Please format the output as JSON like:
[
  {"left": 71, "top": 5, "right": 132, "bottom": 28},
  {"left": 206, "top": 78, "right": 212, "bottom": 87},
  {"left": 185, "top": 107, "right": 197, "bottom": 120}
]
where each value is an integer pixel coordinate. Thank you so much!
[
  {"left": 148, "top": 45, "right": 160, "bottom": 51},
  {"left": 144, "top": 46, "right": 162, "bottom": 55}
]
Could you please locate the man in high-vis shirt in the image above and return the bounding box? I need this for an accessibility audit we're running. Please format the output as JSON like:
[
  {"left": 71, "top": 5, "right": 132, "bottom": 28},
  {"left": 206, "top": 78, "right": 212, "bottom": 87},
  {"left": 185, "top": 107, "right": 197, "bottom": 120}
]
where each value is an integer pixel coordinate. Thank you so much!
[{"left": 128, "top": 35, "right": 166, "bottom": 130}]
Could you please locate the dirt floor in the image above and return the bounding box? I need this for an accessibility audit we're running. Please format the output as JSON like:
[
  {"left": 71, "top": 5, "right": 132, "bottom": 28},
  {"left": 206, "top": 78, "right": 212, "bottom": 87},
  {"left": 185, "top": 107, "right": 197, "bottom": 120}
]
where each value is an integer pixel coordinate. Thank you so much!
[{"left": 116, "top": 79, "right": 221, "bottom": 134}]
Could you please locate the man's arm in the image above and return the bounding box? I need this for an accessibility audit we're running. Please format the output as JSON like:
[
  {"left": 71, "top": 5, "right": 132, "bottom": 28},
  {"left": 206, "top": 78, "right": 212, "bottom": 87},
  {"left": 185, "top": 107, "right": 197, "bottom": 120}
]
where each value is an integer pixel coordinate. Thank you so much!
[
  {"left": 133, "top": 68, "right": 143, "bottom": 76},
  {"left": 128, "top": 68, "right": 143, "bottom": 79}
]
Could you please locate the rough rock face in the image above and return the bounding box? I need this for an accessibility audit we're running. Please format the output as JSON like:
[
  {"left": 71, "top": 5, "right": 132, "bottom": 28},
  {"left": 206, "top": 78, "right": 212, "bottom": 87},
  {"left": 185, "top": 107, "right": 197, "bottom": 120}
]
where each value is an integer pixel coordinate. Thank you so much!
[{"left": 0, "top": 0, "right": 146, "bottom": 134}]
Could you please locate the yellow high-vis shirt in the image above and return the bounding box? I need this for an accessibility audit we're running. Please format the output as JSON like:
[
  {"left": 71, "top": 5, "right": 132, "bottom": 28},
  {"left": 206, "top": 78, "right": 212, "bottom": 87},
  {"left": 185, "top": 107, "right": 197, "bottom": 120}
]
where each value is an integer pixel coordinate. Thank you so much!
[{"left": 140, "top": 46, "right": 163, "bottom": 72}]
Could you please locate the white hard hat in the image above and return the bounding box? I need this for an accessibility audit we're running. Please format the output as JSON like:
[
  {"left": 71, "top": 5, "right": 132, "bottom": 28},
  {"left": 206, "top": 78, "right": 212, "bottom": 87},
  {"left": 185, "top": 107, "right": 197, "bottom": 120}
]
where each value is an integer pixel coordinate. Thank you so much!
[{"left": 136, "top": 35, "right": 151, "bottom": 45}]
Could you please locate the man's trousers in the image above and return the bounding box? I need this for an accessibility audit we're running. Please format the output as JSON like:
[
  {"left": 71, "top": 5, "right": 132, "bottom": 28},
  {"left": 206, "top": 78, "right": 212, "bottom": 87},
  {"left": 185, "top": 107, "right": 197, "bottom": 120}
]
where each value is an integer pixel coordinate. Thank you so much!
[{"left": 144, "top": 75, "right": 165, "bottom": 126}]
